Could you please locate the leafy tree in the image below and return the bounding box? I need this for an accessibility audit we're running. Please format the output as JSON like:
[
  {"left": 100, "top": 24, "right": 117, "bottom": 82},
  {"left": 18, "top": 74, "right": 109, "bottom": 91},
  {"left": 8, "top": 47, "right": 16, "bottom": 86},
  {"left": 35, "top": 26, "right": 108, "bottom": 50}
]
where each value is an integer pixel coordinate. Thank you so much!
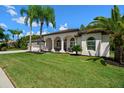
[
  {"left": 0, "top": 26, "right": 5, "bottom": 40},
  {"left": 15, "top": 30, "right": 23, "bottom": 40},
  {"left": 8, "top": 29, "right": 17, "bottom": 40},
  {"left": 80, "top": 24, "right": 86, "bottom": 31},
  {"left": 20, "top": 5, "right": 38, "bottom": 51},
  {"left": 18, "top": 35, "right": 40, "bottom": 49},
  {"left": 87, "top": 5, "right": 124, "bottom": 63},
  {"left": 33, "top": 5, "right": 56, "bottom": 52},
  {"left": 72, "top": 45, "right": 82, "bottom": 55}
]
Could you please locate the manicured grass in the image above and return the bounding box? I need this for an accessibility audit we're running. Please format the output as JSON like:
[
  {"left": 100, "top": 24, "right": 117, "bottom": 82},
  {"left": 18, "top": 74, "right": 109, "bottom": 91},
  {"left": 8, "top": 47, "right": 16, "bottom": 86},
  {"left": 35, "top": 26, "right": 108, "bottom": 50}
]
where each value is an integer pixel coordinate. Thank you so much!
[{"left": 0, "top": 52, "right": 124, "bottom": 88}]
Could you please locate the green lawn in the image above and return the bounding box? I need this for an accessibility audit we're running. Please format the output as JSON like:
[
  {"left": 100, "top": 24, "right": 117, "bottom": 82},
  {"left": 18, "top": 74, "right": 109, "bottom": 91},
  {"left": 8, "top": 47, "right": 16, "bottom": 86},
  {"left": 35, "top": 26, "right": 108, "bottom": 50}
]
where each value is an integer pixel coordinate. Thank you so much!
[{"left": 0, "top": 52, "right": 124, "bottom": 88}]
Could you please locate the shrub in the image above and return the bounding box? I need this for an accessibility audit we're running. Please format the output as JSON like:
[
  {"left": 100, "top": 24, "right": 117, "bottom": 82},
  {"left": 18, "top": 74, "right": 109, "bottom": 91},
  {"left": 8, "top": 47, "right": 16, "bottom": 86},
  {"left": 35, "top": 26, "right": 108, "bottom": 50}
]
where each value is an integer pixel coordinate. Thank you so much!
[
  {"left": 0, "top": 47, "right": 7, "bottom": 51},
  {"left": 72, "top": 45, "right": 82, "bottom": 55}
]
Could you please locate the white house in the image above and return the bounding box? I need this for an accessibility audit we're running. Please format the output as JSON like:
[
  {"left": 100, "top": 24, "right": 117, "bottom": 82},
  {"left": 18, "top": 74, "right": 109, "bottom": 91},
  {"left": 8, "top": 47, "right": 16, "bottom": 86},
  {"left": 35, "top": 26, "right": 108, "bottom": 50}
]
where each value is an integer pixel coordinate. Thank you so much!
[{"left": 30, "top": 29, "right": 111, "bottom": 57}]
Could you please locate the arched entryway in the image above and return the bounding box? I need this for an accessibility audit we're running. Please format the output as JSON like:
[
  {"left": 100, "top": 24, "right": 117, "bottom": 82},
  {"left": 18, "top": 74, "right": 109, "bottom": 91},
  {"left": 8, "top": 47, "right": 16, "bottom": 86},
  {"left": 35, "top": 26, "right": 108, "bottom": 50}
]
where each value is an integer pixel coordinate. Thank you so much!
[
  {"left": 70, "top": 38, "right": 75, "bottom": 48},
  {"left": 46, "top": 38, "right": 52, "bottom": 51},
  {"left": 54, "top": 37, "right": 61, "bottom": 51},
  {"left": 64, "top": 38, "right": 67, "bottom": 51}
]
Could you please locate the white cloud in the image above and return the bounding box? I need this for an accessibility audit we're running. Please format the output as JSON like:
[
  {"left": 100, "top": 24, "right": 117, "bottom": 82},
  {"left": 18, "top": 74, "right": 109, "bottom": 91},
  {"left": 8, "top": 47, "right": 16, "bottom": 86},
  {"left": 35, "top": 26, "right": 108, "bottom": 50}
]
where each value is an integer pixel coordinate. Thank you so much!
[
  {"left": 49, "top": 22, "right": 53, "bottom": 28},
  {"left": 20, "top": 34, "right": 24, "bottom": 37},
  {"left": 7, "top": 9, "right": 17, "bottom": 16},
  {"left": 35, "top": 29, "right": 48, "bottom": 35},
  {"left": 59, "top": 23, "right": 68, "bottom": 31},
  {"left": 26, "top": 31, "right": 34, "bottom": 36},
  {"left": 0, "top": 23, "right": 7, "bottom": 28},
  {"left": 32, "top": 22, "right": 39, "bottom": 27},
  {"left": 36, "top": 31, "right": 40, "bottom": 35},
  {"left": 4, "top": 5, "right": 15, "bottom": 10},
  {"left": 12, "top": 17, "right": 25, "bottom": 24},
  {"left": 12, "top": 17, "right": 39, "bottom": 27}
]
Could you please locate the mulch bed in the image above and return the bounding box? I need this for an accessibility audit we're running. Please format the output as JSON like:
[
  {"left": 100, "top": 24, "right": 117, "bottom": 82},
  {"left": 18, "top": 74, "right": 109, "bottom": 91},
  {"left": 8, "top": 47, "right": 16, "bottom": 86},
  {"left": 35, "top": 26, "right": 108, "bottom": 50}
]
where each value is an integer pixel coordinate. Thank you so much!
[{"left": 102, "top": 57, "right": 124, "bottom": 67}]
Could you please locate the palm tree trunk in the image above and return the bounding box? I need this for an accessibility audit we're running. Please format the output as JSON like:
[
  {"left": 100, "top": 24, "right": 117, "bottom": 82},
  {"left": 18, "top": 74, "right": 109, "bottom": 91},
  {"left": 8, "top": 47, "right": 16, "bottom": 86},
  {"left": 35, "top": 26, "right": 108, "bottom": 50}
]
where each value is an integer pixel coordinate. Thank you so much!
[
  {"left": 29, "top": 26, "right": 32, "bottom": 51},
  {"left": 39, "top": 22, "right": 43, "bottom": 52},
  {"left": 114, "top": 44, "right": 123, "bottom": 63}
]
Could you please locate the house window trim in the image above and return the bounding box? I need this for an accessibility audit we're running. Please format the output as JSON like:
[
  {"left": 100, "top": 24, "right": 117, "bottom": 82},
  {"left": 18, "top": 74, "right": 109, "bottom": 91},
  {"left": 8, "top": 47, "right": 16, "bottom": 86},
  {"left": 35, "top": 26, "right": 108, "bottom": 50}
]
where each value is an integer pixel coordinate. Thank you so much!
[
  {"left": 70, "top": 38, "right": 75, "bottom": 48},
  {"left": 87, "top": 37, "right": 96, "bottom": 51}
]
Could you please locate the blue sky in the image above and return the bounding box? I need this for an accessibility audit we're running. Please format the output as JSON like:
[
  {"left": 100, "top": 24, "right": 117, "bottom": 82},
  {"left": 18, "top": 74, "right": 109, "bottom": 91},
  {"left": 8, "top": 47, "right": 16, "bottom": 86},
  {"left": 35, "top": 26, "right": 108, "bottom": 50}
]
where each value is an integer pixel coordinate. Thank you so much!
[{"left": 0, "top": 5, "right": 124, "bottom": 39}]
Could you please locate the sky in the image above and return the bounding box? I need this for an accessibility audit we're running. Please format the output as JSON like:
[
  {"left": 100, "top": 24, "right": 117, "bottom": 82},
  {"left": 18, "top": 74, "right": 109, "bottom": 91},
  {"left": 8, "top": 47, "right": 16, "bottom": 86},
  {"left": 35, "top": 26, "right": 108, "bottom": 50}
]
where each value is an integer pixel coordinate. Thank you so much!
[{"left": 0, "top": 5, "right": 124, "bottom": 39}]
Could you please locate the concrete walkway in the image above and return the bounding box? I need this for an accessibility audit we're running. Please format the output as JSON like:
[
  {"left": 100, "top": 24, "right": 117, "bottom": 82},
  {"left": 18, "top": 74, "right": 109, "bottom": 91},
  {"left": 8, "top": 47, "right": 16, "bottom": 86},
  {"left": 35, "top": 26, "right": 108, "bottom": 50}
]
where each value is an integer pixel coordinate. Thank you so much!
[
  {"left": 0, "top": 68, "right": 14, "bottom": 88},
  {"left": 0, "top": 50, "right": 29, "bottom": 54}
]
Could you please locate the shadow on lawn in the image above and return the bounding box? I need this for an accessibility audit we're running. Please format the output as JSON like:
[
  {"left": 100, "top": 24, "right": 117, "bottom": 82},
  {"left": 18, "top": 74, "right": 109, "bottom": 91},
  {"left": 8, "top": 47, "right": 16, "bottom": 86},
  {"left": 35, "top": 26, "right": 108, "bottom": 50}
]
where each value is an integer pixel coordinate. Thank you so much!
[
  {"left": 86, "top": 57, "right": 107, "bottom": 66},
  {"left": 86, "top": 56, "right": 124, "bottom": 67}
]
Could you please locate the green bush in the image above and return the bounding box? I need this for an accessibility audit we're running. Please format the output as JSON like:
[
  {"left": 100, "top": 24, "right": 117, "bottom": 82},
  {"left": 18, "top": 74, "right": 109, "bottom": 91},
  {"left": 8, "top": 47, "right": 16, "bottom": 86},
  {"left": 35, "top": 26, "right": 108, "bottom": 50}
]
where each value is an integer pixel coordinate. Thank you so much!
[
  {"left": 0, "top": 47, "right": 7, "bottom": 51},
  {"left": 72, "top": 45, "right": 82, "bottom": 55},
  {"left": 0, "top": 43, "right": 7, "bottom": 51}
]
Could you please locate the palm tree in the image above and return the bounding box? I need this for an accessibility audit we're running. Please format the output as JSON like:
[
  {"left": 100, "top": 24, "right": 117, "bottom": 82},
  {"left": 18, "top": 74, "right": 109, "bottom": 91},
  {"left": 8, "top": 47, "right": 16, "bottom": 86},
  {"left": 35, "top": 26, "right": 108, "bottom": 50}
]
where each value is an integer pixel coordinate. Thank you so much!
[
  {"left": 15, "top": 30, "right": 23, "bottom": 40},
  {"left": 20, "top": 5, "right": 37, "bottom": 51},
  {"left": 33, "top": 6, "right": 56, "bottom": 52},
  {"left": 8, "top": 29, "right": 17, "bottom": 40},
  {"left": 87, "top": 5, "right": 124, "bottom": 63},
  {"left": 0, "top": 26, "right": 5, "bottom": 40}
]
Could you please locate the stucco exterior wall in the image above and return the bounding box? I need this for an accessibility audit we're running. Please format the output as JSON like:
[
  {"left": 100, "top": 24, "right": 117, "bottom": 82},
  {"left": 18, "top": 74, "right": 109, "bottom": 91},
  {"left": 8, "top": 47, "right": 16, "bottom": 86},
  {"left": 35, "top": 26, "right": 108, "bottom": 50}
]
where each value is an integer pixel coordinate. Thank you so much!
[
  {"left": 81, "top": 33, "right": 101, "bottom": 56},
  {"left": 80, "top": 33, "right": 110, "bottom": 57},
  {"left": 29, "top": 30, "right": 110, "bottom": 57},
  {"left": 101, "top": 35, "right": 110, "bottom": 57}
]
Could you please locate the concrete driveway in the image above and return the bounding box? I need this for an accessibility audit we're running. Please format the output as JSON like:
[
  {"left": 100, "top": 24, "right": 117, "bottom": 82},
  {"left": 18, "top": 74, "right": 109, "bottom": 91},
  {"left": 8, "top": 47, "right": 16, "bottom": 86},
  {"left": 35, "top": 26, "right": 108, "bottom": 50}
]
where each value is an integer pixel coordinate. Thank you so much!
[
  {"left": 0, "top": 50, "right": 29, "bottom": 54},
  {"left": 0, "top": 68, "right": 14, "bottom": 88}
]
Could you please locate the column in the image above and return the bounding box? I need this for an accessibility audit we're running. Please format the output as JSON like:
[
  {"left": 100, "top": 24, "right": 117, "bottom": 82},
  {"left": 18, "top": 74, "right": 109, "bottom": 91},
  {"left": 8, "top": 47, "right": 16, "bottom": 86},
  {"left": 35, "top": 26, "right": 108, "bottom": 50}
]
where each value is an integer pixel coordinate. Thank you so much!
[
  {"left": 67, "top": 38, "right": 70, "bottom": 51},
  {"left": 51, "top": 38, "right": 55, "bottom": 52},
  {"left": 60, "top": 37, "right": 65, "bottom": 53}
]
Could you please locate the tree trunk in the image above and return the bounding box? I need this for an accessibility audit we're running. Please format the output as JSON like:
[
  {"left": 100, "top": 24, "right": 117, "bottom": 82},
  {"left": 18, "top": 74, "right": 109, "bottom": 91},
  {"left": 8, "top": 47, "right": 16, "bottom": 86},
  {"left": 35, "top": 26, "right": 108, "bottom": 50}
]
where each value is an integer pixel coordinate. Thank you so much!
[
  {"left": 29, "top": 27, "right": 32, "bottom": 51},
  {"left": 76, "top": 51, "right": 78, "bottom": 55},
  {"left": 39, "top": 22, "right": 43, "bottom": 52},
  {"left": 114, "top": 45, "right": 123, "bottom": 63}
]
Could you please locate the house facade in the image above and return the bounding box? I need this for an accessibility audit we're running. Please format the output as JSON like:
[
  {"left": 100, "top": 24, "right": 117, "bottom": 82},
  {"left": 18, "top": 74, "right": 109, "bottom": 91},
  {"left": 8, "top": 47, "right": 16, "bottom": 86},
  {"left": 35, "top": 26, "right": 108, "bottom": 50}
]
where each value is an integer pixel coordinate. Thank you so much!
[{"left": 30, "top": 29, "right": 111, "bottom": 57}]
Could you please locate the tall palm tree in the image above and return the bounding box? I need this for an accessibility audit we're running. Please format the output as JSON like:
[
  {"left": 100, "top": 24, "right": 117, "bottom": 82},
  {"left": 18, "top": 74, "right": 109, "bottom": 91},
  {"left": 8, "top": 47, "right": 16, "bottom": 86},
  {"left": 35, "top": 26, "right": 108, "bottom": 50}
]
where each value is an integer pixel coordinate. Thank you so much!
[
  {"left": 8, "top": 29, "right": 17, "bottom": 40},
  {"left": 20, "top": 5, "right": 37, "bottom": 51},
  {"left": 87, "top": 5, "right": 124, "bottom": 63},
  {"left": 33, "top": 6, "right": 56, "bottom": 52}
]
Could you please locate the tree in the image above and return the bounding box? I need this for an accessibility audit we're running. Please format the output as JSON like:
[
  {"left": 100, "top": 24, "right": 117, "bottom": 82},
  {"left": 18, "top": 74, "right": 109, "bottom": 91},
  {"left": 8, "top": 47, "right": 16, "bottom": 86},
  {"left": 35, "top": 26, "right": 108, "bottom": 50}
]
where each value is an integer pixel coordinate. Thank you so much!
[
  {"left": 72, "top": 45, "right": 81, "bottom": 55},
  {"left": 20, "top": 5, "right": 37, "bottom": 51},
  {"left": 15, "top": 30, "right": 23, "bottom": 40},
  {"left": 33, "top": 6, "right": 56, "bottom": 52},
  {"left": 0, "top": 26, "right": 5, "bottom": 40},
  {"left": 8, "top": 29, "right": 17, "bottom": 40},
  {"left": 4, "top": 34, "right": 10, "bottom": 43},
  {"left": 87, "top": 5, "right": 124, "bottom": 63},
  {"left": 80, "top": 24, "right": 86, "bottom": 31}
]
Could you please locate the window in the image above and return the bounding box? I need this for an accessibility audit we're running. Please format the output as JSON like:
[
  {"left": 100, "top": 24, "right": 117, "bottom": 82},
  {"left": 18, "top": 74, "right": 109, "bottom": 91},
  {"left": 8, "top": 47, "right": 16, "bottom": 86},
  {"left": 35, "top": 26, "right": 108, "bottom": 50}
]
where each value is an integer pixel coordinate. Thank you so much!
[
  {"left": 70, "top": 38, "right": 75, "bottom": 47},
  {"left": 87, "top": 37, "right": 96, "bottom": 50},
  {"left": 56, "top": 40, "right": 61, "bottom": 47}
]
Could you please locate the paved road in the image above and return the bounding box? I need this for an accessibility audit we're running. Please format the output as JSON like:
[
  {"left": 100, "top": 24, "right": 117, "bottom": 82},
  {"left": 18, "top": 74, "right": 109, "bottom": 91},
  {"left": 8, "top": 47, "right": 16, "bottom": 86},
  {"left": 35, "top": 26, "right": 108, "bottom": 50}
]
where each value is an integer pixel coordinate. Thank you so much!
[
  {"left": 0, "top": 50, "right": 29, "bottom": 54},
  {"left": 0, "top": 68, "right": 14, "bottom": 88}
]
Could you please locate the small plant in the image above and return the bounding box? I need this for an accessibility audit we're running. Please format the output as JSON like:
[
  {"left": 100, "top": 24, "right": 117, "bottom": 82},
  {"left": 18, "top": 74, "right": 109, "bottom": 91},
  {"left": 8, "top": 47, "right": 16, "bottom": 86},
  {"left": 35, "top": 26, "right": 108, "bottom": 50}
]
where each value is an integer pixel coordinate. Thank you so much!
[
  {"left": 72, "top": 45, "right": 82, "bottom": 55},
  {"left": 0, "top": 47, "right": 7, "bottom": 51}
]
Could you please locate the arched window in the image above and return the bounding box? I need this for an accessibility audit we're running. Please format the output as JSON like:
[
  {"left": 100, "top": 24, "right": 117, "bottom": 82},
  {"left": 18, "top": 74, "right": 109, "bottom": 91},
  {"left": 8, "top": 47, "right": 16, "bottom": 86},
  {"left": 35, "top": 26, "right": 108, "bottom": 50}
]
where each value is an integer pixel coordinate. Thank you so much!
[
  {"left": 70, "top": 38, "right": 75, "bottom": 47},
  {"left": 87, "top": 37, "right": 96, "bottom": 50},
  {"left": 56, "top": 39, "right": 61, "bottom": 47}
]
